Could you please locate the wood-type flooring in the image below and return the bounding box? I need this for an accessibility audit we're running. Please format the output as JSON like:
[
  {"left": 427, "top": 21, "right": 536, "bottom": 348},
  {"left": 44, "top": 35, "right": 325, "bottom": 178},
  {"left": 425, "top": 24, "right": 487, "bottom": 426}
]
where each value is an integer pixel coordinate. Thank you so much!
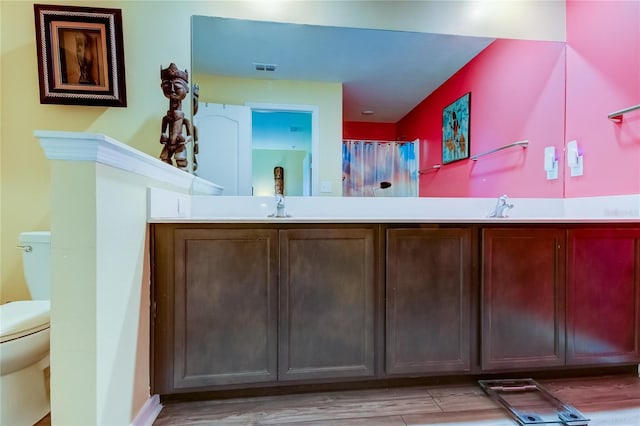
[{"left": 150, "top": 373, "right": 640, "bottom": 425}]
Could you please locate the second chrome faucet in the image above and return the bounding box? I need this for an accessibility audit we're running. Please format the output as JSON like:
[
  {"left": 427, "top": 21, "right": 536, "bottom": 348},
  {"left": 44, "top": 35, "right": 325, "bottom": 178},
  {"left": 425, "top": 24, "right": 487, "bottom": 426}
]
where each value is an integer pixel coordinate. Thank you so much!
[{"left": 488, "top": 194, "right": 514, "bottom": 218}]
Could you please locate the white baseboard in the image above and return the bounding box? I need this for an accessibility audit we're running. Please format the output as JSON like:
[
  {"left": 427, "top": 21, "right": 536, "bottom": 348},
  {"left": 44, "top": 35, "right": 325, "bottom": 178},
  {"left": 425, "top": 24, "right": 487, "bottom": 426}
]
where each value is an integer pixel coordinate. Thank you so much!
[{"left": 131, "top": 394, "right": 162, "bottom": 426}]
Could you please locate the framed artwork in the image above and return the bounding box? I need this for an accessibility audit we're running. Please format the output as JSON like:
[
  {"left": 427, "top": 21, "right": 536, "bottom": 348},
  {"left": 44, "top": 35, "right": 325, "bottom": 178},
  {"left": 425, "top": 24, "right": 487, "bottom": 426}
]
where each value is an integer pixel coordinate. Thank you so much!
[
  {"left": 442, "top": 92, "right": 470, "bottom": 164},
  {"left": 34, "top": 4, "right": 127, "bottom": 107}
]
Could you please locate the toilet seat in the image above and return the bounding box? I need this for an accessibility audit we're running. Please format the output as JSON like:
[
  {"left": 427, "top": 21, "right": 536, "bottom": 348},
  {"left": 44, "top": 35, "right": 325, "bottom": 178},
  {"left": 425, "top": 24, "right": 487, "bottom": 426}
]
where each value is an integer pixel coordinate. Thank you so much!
[{"left": 0, "top": 301, "right": 50, "bottom": 343}]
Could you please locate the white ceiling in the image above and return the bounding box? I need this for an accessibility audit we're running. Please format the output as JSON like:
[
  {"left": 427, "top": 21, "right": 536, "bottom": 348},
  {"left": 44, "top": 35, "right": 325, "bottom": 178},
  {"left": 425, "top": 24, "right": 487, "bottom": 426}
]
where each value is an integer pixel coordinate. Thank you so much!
[{"left": 192, "top": 16, "right": 495, "bottom": 124}]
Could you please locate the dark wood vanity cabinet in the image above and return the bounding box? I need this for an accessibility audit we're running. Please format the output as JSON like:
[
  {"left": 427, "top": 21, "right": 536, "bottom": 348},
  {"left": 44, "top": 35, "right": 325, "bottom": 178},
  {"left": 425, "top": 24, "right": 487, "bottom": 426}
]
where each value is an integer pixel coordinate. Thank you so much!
[
  {"left": 566, "top": 227, "right": 640, "bottom": 366},
  {"left": 152, "top": 222, "right": 640, "bottom": 396},
  {"left": 481, "top": 228, "right": 566, "bottom": 371},
  {"left": 385, "top": 227, "right": 473, "bottom": 375},
  {"left": 152, "top": 226, "right": 279, "bottom": 394},
  {"left": 278, "top": 227, "right": 376, "bottom": 381},
  {"left": 151, "top": 224, "right": 377, "bottom": 395}
]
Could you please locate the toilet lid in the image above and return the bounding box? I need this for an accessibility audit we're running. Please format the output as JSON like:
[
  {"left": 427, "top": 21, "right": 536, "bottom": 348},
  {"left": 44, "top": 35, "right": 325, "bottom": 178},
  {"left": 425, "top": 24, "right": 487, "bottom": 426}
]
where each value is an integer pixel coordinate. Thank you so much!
[{"left": 0, "top": 300, "right": 50, "bottom": 342}]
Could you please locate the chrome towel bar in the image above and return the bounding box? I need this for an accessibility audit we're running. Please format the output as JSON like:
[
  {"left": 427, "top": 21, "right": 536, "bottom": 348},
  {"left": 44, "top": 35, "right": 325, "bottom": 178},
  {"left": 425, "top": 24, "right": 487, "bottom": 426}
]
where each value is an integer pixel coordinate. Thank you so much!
[
  {"left": 608, "top": 104, "right": 640, "bottom": 122},
  {"left": 470, "top": 140, "right": 528, "bottom": 161},
  {"left": 418, "top": 164, "right": 441, "bottom": 174}
]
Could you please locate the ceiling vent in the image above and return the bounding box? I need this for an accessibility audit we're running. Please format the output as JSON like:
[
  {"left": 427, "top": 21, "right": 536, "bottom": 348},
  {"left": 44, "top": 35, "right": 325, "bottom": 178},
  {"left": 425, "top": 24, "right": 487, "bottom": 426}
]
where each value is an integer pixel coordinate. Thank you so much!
[{"left": 254, "top": 62, "right": 277, "bottom": 72}]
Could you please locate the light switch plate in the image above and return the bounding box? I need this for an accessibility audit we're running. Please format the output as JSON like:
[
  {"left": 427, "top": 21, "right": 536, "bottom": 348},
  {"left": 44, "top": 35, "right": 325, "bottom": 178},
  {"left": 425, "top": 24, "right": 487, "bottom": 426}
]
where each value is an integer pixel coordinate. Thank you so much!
[
  {"left": 567, "top": 140, "right": 583, "bottom": 177},
  {"left": 544, "top": 146, "right": 558, "bottom": 180},
  {"left": 570, "top": 155, "right": 584, "bottom": 177},
  {"left": 320, "top": 181, "right": 332, "bottom": 193}
]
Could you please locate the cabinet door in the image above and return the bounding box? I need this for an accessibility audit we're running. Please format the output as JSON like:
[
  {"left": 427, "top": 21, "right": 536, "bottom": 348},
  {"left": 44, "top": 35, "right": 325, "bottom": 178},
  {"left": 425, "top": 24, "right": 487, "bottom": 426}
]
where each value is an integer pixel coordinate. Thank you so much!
[
  {"left": 567, "top": 228, "right": 640, "bottom": 365},
  {"left": 278, "top": 227, "right": 376, "bottom": 381},
  {"left": 386, "top": 227, "right": 472, "bottom": 375},
  {"left": 481, "top": 228, "right": 565, "bottom": 371},
  {"left": 152, "top": 226, "right": 278, "bottom": 393}
]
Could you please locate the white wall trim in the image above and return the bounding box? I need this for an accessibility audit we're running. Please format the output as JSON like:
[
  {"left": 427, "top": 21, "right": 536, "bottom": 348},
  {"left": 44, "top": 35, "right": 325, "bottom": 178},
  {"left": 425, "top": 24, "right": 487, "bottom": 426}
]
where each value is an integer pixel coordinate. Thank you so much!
[
  {"left": 35, "top": 130, "right": 222, "bottom": 194},
  {"left": 130, "top": 395, "right": 162, "bottom": 426}
]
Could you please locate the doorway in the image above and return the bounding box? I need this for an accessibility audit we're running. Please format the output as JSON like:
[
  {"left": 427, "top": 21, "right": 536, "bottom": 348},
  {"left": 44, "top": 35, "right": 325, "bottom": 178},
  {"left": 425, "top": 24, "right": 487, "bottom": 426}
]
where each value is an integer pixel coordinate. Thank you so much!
[
  {"left": 194, "top": 102, "right": 318, "bottom": 196},
  {"left": 248, "top": 103, "right": 319, "bottom": 196},
  {"left": 251, "top": 109, "right": 312, "bottom": 196}
]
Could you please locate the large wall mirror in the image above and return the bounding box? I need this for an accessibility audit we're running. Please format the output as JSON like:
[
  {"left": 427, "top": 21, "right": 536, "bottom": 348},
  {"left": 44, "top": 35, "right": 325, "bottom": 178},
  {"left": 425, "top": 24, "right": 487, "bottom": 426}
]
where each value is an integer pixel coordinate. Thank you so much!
[
  {"left": 191, "top": 16, "right": 566, "bottom": 199},
  {"left": 190, "top": 15, "right": 496, "bottom": 196}
]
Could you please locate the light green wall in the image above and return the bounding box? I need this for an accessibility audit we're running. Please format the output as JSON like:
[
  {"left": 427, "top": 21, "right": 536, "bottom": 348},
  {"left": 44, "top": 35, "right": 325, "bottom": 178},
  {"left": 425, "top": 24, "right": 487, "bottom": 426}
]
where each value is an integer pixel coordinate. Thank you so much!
[{"left": 253, "top": 149, "right": 307, "bottom": 196}]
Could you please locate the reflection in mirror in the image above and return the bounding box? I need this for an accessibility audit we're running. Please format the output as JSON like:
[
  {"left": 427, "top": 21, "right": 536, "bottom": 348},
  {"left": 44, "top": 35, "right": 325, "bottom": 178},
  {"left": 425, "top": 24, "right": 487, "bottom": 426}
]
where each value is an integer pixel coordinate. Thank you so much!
[
  {"left": 191, "top": 15, "right": 495, "bottom": 196},
  {"left": 342, "top": 139, "right": 419, "bottom": 197},
  {"left": 252, "top": 109, "right": 312, "bottom": 196}
]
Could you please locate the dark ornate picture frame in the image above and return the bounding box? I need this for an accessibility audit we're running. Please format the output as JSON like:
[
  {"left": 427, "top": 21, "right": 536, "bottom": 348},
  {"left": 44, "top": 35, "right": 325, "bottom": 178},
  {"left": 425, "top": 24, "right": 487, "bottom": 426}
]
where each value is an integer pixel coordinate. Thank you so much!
[
  {"left": 442, "top": 92, "right": 470, "bottom": 164},
  {"left": 34, "top": 4, "right": 127, "bottom": 107}
]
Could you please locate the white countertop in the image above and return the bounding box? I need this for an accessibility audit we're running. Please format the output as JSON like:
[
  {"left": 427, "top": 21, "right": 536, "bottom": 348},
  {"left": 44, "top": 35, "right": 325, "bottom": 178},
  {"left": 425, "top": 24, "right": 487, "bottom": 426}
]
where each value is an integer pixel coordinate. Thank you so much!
[{"left": 148, "top": 189, "right": 640, "bottom": 224}]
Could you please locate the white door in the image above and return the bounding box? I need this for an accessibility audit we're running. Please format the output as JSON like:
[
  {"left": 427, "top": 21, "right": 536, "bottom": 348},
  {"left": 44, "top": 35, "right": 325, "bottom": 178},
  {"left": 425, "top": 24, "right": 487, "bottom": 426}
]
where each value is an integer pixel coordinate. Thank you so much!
[
  {"left": 302, "top": 152, "right": 311, "bottom": 196},
  {"left": 195, "top": 103, "right": 252, "bottom": 195}
]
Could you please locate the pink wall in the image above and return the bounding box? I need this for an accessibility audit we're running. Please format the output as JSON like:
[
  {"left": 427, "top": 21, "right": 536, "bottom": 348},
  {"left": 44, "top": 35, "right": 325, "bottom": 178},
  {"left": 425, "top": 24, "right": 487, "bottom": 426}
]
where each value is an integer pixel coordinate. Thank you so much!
[
  {"left": 395, "top": 0, "right": 639, "bottom": 199},
  {"left": 397, "top": 39, "right": 566, "bottom": 198},
  {"left": 564, "top": 0, "right": 640, "bottom": 197},
  {"left": 344, "top": 121, "right": 397, "bottom": 141}
]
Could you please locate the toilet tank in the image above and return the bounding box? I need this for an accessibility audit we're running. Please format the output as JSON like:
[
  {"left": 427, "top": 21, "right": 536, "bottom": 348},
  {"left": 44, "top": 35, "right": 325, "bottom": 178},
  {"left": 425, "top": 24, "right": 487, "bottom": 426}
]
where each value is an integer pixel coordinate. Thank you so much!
[{"left": 19, "top": 231, "right": 51, "bottom": 300}]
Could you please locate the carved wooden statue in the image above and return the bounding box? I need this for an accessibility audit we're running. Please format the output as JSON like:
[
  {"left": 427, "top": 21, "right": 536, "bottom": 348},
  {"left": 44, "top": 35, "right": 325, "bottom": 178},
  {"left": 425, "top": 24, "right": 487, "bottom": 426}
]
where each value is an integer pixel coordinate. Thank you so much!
[
  {"left": 159, "top": 63, "right": 191, "bottom": 170},
  {"left": 191, "top": 83, "right": 200, "bottom": 174}
]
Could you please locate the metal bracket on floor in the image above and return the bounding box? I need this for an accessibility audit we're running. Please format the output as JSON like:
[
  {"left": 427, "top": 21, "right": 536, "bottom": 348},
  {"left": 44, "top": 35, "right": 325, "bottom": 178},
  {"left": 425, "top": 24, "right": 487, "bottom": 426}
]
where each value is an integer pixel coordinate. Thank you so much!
[{"left": 479, "top": 378, "right": 590, "bottom": 425}]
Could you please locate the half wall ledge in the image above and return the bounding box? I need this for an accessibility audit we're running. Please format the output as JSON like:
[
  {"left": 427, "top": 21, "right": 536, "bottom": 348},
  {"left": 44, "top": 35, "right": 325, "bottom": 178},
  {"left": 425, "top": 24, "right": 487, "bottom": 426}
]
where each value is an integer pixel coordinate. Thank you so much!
[{"left": 34, "top": 130, "right": 222, "bottom": 195}]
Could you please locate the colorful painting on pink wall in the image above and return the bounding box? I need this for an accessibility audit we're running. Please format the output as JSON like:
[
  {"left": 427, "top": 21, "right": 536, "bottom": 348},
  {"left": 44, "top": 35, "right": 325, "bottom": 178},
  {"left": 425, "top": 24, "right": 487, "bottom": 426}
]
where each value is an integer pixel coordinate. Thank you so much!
[{"left": 442, "top": 92, "right": 470, "bottom": 164}]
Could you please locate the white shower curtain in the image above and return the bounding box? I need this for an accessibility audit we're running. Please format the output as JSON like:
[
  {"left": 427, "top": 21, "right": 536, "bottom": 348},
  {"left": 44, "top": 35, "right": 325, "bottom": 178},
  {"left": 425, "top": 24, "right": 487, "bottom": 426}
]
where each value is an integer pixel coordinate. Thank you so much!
[{"left": 342, "top": 139, "right": 418, "bottom": 197}]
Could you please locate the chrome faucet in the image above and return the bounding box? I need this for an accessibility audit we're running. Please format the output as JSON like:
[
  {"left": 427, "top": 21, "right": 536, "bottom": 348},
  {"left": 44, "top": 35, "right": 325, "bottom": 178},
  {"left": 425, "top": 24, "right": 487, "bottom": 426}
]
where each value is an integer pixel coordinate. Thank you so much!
[
  {"left": 489, "top": 194, "right": 514, "bottom": 218},
  {"left": 269, "top": 166, "right": 289, "bottom": 218},
  {"left": 273, "top": 193, "right": 286, "bottom": 217}
]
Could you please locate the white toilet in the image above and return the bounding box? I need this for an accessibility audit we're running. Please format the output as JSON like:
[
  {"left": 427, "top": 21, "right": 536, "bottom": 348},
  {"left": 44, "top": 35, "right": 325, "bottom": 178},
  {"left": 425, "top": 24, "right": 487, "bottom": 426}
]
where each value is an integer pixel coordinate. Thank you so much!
[{"left": 0, "top": 231, "right": 51, "bottom": 426}]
